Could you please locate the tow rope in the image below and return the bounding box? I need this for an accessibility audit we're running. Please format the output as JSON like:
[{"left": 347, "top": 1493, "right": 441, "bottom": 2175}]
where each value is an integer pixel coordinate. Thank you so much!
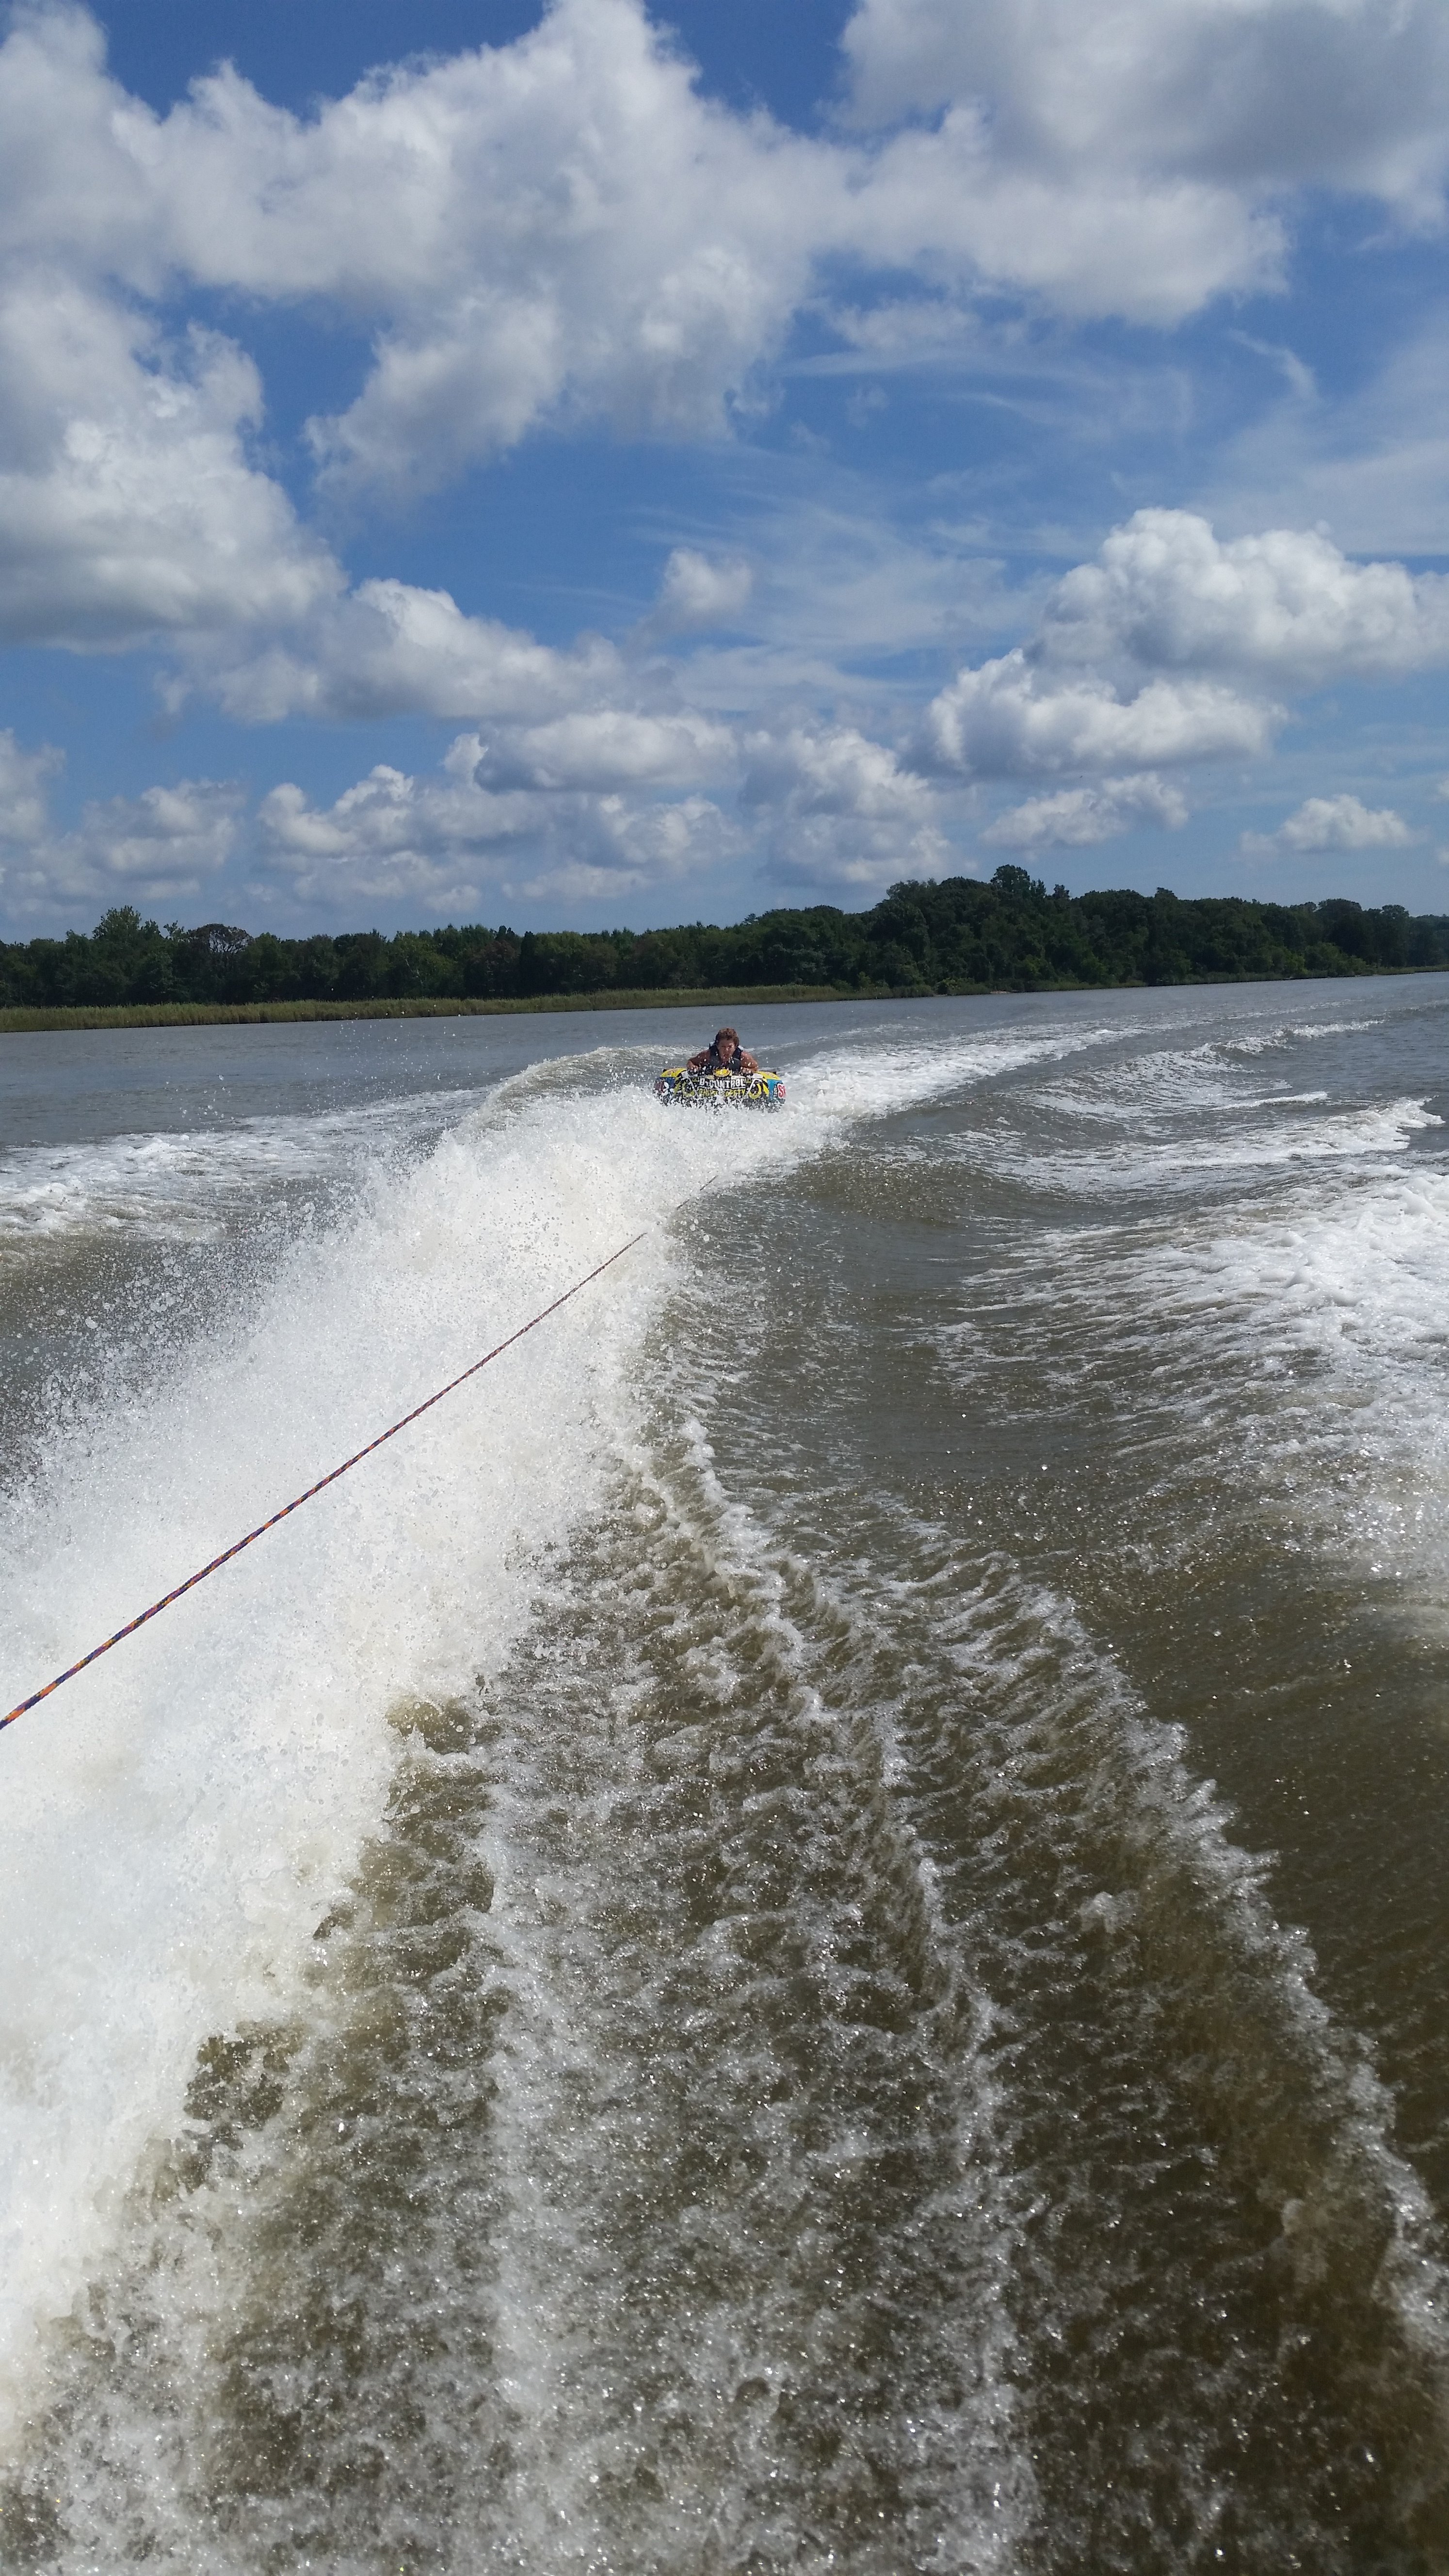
[{"left": 1, "top": 1230, "right": 647, "bottom": 1739}]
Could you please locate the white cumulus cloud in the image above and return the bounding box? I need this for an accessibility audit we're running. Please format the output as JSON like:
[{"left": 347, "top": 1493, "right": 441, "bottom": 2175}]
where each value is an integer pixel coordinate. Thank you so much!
[
  {"left": 0, "top": 730, "right": 64, "bottom": 848},
  {"left": 843, "top": 0, "right": 1449, "bottom": 218},
  {"left": 741, "top": 722, "right": 949, "bottom": 887},
  {"left": 1040, "top": 510, "right": 1449, "bottom": 688},
  {"left": 256, "top": 731, "right": 738, "bottom": 907},
  {"left": 97, "top": 0, "right": 830, "bottom": 500},
  {"left": 1, "top": 0, "right": 1446, "bottom": 541},
  {"left": 767, "top": 812, "right": 952, "bottom": 890},
  {"left": 1239, "top": 794, "right": 1416, "bottom": 859},
  {"left": 0, "top": 283, "right": 336, "bottom": 649},
  {"left": 741, "top": 723, "right": 935, "bottom": 820},
  {"left": 839, "top": 119, "right": 1282, "bottom": 329},
  {"left": 649, "top": 548, "right": 755, "bottom": 634},
  {"left": 64, "top": 780, "right": 244, "bottom": 898},
  {"left": 0, "top": 729, "right": 242, "bottom": 910},
  {"left": 185, "top": 580, "right": 626, "bottom": 725},
  {"left": 258, "top": 713, "right": 953, "bottom": 906},
  {"left": 1, "top": 0, "right": 1448, "bottom": 909},
  {"left": 914, "top": 506, "right": 1449, "bottom": 798},
  {"left": 0, "top": 2, "right": 830, "bottom": 608},
  {"left": 474, "top": 708, "right": 734, "bottom": 792},
  {"left": 833, "top": 0, "right": 1449, "bottom": 326},
  {"left": 982, "top": 773, "right": 1188, "bottom": 852},
  {"left": 915, "top": 652, "right": 1276, "bottom": 781}
]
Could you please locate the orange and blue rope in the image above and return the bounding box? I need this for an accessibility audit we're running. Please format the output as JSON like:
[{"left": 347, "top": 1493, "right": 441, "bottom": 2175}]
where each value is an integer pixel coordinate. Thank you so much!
[{"left": 1, "top": 1230, "right": 647, "bottom": 1739}]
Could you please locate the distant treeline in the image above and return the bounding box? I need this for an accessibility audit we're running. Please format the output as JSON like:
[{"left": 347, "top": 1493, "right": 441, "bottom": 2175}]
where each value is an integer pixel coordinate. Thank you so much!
[{"left": 2, "top": 870, "right": 1447, "bottom": 1010}]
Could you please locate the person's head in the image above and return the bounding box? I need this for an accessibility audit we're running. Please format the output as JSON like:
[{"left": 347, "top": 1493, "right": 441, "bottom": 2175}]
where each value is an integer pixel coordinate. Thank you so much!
[{"left": 714, "top": 1027, "right": 739, "bottom": 1050}]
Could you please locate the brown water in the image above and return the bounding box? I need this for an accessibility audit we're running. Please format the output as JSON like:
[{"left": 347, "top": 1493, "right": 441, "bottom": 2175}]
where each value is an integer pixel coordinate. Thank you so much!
[{"left": 1, "top": 981, "right": 1448, "bottom": 2571}]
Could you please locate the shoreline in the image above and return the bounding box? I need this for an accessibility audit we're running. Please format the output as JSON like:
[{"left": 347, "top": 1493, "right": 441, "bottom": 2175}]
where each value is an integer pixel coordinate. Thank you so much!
[
  {"left": 0, "top": 982, "right": 853, "bottom": 1034},
  {"left": 0, "top": 960, "right": 1441, "bottom": 1036}
]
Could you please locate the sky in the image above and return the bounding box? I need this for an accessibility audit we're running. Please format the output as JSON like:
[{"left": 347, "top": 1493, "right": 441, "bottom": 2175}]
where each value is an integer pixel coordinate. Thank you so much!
[{"left": 0, "top": 0, "right": 1447, "bottom": 938}]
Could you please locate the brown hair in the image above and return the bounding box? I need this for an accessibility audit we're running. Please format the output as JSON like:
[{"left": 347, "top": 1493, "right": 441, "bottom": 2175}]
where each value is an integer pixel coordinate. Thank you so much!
[{"left": 714, "top": 1026, "right": 739, "bottom": 1046}]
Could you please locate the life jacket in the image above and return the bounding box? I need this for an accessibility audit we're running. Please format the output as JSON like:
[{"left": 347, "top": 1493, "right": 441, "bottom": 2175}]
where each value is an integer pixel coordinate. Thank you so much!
[{"left": 706, "top": 1043, "right": 745, "bottom": 1071}]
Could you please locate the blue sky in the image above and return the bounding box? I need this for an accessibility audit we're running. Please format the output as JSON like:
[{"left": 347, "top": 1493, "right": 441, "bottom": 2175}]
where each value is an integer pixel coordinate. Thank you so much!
[{"left": 0, "top": 0, "right": 1447, "bottom": 936}]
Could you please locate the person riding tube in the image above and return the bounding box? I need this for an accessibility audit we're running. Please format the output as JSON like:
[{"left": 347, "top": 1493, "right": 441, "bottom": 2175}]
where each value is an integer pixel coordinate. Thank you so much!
[{"left": 688, "top": 1026, "right": 759, "bottom": 1075}]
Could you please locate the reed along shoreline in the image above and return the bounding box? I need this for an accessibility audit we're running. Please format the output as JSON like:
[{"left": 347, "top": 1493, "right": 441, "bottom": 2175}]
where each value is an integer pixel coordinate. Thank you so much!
[
  {"left": 0, "top": 963, "right": 1445, "bottom": 1036},
  {"left": 0, "top": 983, "right": 847, "bottom": 1034}
]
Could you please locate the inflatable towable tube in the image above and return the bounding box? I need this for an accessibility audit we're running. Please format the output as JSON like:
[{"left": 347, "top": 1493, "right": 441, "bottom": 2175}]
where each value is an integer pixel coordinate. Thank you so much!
[{"left": 655, "top": 1064, "right": 786, "bottom": 1108}]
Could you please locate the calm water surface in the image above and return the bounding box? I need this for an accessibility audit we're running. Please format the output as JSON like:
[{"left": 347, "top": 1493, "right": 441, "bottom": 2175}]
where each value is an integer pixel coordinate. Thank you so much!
[{"left": 1, "top": 982, "right": 1448, "bottom": 2572}]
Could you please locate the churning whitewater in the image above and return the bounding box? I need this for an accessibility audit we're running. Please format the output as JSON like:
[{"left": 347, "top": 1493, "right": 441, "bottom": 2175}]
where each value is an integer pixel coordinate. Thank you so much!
[{"left": 2, "top": 985, "right": 1449, "bottom": 2574}]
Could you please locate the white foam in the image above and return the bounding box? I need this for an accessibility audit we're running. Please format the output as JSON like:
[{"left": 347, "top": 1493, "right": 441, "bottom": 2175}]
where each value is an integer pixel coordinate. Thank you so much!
[
  {"left": 9, "top": 998, "right": 1435, "bottom": 2462},
  {"left": 965, "top": 1009, "right": 1442, "bottom": 1191},
  {"left": 0, "top": 1081, "right": 692, "bottom": 2445},
  {"left": 0, "top": 1092, "right": 466, "bottom": 1253},
  {"left": 1222, "top": 1016, "right": 1380, "bottom": 1055},
  {"left": 1063, "top": 1093, "right": 1438, "bottom": 1183},
  {"left": 0, "top": 1020, "right": 1090, "bottom": 2450},
  {"left": 1159, "top": 1166, "right": 1449, "bottom": 1355},
  {"left": 1009, "top": 1138, "right": 1449, "bottom": 1624},
  {"left": 474, "top": 1423, "right": 1032, "bottom": 2570},
  {"left": 782, "top": 1018, "right": 1135, "bottom": 1124}
]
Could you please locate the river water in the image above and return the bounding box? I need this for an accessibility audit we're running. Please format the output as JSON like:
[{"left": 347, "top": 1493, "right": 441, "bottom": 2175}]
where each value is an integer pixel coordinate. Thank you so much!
[{"left": 1, "top": 979, "right": 1447, "bottom": 2573}]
